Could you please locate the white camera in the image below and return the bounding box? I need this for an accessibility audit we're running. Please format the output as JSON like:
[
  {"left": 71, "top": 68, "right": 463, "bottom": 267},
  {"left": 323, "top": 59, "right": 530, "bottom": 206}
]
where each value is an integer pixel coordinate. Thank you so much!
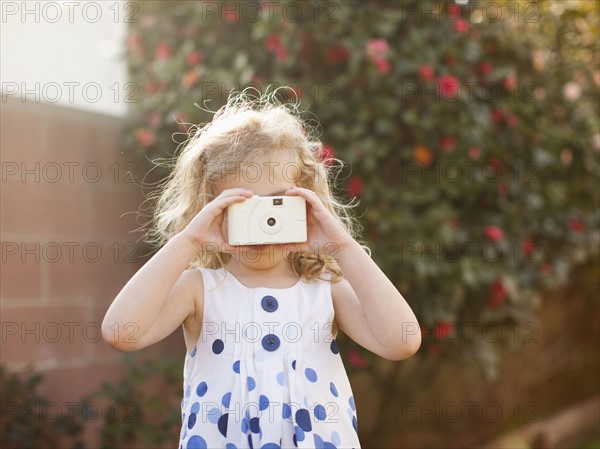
[{"left": 226, "top": 195, "right": 307, "bottom": 246}]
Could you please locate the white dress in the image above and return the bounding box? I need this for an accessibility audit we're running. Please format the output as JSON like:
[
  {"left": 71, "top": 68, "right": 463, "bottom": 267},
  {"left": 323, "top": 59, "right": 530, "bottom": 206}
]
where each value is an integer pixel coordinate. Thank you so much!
[{"left": 178, "top": 266, "right": 361, "bottom": 449}]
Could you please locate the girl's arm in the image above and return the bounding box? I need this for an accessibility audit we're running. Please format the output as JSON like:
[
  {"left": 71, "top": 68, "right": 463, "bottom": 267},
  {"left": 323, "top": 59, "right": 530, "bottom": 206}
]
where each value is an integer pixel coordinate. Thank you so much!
[
  {"left": 101, "top": 232, "right": 200, "bottom": 352},
  {"left": 283, "top": 186, "right": 421, "bottom": 361},
  {"left": 102, "top": 187, "right": 255, "bottom": 352},
  {"left": 331, "top": 240, "right": 422, "bottom": 361}
]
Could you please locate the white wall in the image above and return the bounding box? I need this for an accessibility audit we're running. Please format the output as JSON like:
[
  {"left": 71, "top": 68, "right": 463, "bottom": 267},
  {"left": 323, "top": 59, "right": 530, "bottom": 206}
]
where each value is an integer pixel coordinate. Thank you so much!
[{"left": 1, "top": 0, "right": 129, "bottom": 117}]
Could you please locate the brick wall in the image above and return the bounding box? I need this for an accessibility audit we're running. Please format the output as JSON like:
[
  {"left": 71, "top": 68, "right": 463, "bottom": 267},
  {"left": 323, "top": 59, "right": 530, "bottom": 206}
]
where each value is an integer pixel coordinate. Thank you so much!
[{"left": 1, "top": 98, "right": 184, "bottom": 447}]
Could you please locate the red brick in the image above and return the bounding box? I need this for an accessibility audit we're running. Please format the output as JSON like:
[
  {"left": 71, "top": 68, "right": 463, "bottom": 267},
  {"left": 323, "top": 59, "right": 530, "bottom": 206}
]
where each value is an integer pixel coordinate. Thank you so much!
[{"left": 0, "top": 306, "right": 86, "bottom": 365}]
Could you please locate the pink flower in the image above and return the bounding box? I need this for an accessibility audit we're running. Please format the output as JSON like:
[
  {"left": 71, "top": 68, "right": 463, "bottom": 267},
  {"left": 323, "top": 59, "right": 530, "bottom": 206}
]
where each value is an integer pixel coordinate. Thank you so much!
[
  {"left": 319, "top": 144, "right": 336, "bottom": 166},
  {"left": 454, "top": 18, "right": 469, "bottom": 34},
  {"left": 418, "top": 65, "right": 435, "bottom": 81},
  {"left": 144, "top": 81, "right": 157, "bottom": 94},
  {"left": 155, "top": 43, "right": 171, "bottom": 61},
  {"left": 507, "top": 114, "right": 519, "bottom": 127},
  {"left": 182, "top": 70, "right": 200, "bottom": 89},
  {"left": 484, "top": 225, "right": 503, "bottom": 242},
  {"left": 224, "top": 9, "right": 238, "bottom": 22},
  {"left": 503, "top": 75, "right": 518, "bottom": 90},
  {"left": 439, "top": 136, "right": 457, "bottom": 153},
  {"left": 187, "top": 51, "right": 202, "bottom": 67},
  {"left": 134, "top": 128, "right": 156, "bottom": 147},
  {"left": 436, "top": 75, "right": 461, "bottom": 100},
  {"left": 347, "top": 176, "right": 364, "bottom": 198},
  {"left": 491, "top": 109, "right": 503, "bottom": 123},
  {"left": 348, "top": 349, "right": 368, "bottom": 368},
  {"left": 327, "top": 45, "right": 350, "bottom": 65},
  {"left": 486, "top": 279, "right": 507, "bottom": 309},
  {"left": 366, "top": 38, "right": 389, "bottom": 57},
  {"left": 264, "top": 34, "right": 288, "bottom": 61}
]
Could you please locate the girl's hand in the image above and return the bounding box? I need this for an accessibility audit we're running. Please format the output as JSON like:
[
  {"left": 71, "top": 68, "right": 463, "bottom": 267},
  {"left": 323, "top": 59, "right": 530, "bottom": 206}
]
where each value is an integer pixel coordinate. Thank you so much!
[
  {"left": 181, "top": 188, "right": 254, "bottom": 252},
  {"left": 283, "top": 187, "right": 355, "bottom": 255}
]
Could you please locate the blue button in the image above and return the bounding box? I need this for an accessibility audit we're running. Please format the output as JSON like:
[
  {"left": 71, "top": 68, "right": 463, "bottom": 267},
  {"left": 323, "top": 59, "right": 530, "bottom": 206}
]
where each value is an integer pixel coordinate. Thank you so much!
[
  {"left": 262, "top": 334, "right": 280, "bottom": 351},
  {"left": 261, "top": 295, "right": 278, "bottom": 313}
]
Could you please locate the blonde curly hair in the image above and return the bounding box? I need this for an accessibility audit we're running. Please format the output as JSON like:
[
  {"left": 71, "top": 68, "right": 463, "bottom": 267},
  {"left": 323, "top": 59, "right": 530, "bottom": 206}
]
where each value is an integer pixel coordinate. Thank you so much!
[{"left": 142, "top": 86, "right": 371, "bottom": 285}]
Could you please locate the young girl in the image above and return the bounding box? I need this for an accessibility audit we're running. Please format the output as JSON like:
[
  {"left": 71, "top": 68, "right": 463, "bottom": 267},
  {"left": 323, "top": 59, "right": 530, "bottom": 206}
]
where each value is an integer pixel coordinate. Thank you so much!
[{"left": 102, "top": 88, "right": 421, "bottom": 449}]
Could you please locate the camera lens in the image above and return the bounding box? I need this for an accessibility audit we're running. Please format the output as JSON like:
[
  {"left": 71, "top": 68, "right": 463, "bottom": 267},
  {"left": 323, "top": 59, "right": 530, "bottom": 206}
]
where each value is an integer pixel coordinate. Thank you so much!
[{"left": 267, "top": 217, "right": 276, "bottom": 227}]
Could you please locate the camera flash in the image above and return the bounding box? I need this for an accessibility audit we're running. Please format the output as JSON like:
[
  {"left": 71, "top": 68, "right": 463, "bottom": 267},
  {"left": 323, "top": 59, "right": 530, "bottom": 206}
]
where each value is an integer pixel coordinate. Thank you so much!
[{"left": 273, "top": 198, "right": 283, "bottom": 206}]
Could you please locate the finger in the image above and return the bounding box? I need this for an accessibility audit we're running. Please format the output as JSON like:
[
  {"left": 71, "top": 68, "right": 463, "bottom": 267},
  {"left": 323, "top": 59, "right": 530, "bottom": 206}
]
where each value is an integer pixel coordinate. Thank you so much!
[{"left": 217, "top": 188, "right": 254, "bottom": 198}]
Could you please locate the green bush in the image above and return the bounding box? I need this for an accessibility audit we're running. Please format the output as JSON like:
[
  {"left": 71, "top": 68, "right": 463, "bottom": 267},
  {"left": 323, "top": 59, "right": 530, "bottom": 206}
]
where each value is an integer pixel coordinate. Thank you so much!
[
  {"left": 0, "top": 365, "right": 84, "bottom": 449},
  {"left": 123, "top": 0, "right": 599, "bottom": 380}
]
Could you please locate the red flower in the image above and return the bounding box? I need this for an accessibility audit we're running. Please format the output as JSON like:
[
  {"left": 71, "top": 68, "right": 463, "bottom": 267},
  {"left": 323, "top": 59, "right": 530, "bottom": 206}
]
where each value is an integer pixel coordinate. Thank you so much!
[
  {"left": 418, "top": 65, "right": 435, "bottom": 82},
  {"left": 507, "top": 114, "right": 519, "bottom": 127},
  {"left": 484, "top": 225, "right": 503, "bottom": 242},
  {"left": 373, "top": 57, "right": 391, "bottom": 75},
  {"left": 489, "top": 157, "right": 503, "bottom": 175},
  {"left": 503, "top": 75, "right": 517, "bottom": 90},
  {"left": 348, "top": 349, "right": 368, "bottom": 368},
  {"left": 445, "top": 56, "right": 457, "bottom": 66},
  {"left": 319, "top": 144, "right": 336, "bottom": 166},
  {"left": 414, "top": 145, "right": 433, "bottom": 166},
  {"left": 224, "top": 9, "right": 238, "bottom": 22},
  {"left": 497, "top": 183, "right": 508, "bottom": 195},
  {"left": 155, "top": 43, "right": 171, "bottom": 61},
  {"left": 521, "top": 238, "right": 536, "bottom": 256},
  {"left": 541, "top": 264, "right": 552, "bottom": 275},
  {"left": 491, "top": 108, "right": 503, "bottom": 123},
  {"left": 568, "top": 218, "right": 585, "bottom": 233},
  {"left": 347, "top": 176, "right": 364, "bottom": 198},
  {"left": 486, "top": 279, "right": 507, "bottom": 309},
  {"left": 480, "top": 61, "right": 493, "bottom": 74},
  {"left": 134, "top": 128, "right": 157, "bottom": 147},
  {"left": 447, "top": 3, "right": 461, "bottom": 18},
  {"left": 439, "top": 136, "right": 457, "bottom": 153},
  {"left": 428, "top": 344, "right": 443, "bottom": 355},
  {"left": 454, "top": 18, "right": 469, "bottom": 34},
  {"left": 264, "top": 34, "right": 288, "bottom": 61},
  {"left": 327, "top": 45, "right": 350, "bottom": 65},
  {"left": 187, "top": 51, "right": 202, "bottom": 67},
  {"left": 434, "top": 321, "right": 453, "bottom": 340},
  {"left": 468, "top": 146, "right": 480, "bottom": 160},
  {"left": 127, "top": 32, "right": 140, "bottom": 50},
  {"left": 144, "top": 112, "right": 161, "bottom": 127},
  {"left": 436, "top": 75, "right": 461, "bottom": 100}
]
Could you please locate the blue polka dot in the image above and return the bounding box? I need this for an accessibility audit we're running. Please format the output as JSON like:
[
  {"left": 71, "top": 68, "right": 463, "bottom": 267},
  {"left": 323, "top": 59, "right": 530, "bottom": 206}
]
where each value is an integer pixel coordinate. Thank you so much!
[
  {"left": 314, "top": 433, "right": 324, "bottom": 449},
  {"left": 226, "top": 444, "right": 237, "bottom": 449},
  {"left": 330, "top": 340, "right": 339, "bottom": 354},
  {"left": 260, "top": 444, "right": 281, "bottom": 449},
  {"left": 250, "top": 417, "right": 260, "bottom": 433},
  {"left": 352, "top": 415, "right": 358, "bottom": 432},
  {"left": 276, "top": 371, "right": 284, "bottom": 385},
  {"left": 295, "top": 408, "right": 312, "bottom": 432},
  {"left": 349, "top": 395, "right": 355, "bottom": 411},
  {"left": 185, "top": 385, "right": 191, "bottom": 397},
  {"left": 187, "top": 413, "right": 197, "bottom": 429},
  {"left": 259, "top": 395, "right": 269, "bottom": 411},
  {"left": 314, "top": 404, "right": 327, "bottom": 420},
  {"left": 305, "top": 367, "right": 317, "bottom": 382},
  {"left": 207, "top": 406, "right": 221, "bottom": 423},
  {"left": 294, "top": 425, "right": 305, "bottom": 441},
  {"left": 329, "top": 382, "right": 338, "bottom": 397},
  {"left": 191, "top": 402, "right": 200, "bottom": 414},
  {"left": 196, "top": 382, "right": 208, "bottom": 397},
  {"left": 222, "top": 392, "right": 231, "bottom": 408},
  {"left": 324, "top": 443, "right": 337, "bottom": 449},
  {"left": 241, "top": 417, "right": 248, "bottom": 433},
  {"left": 292, "top": 360, "right": 296, "bottom": 370},
  {"left": 282, "top": 402, "right": 291, "bottom": 419},
  {"left": 248, "top": 434, "right": 254, "bottom": 449},
  {"left": 187, "top": 435, "right": 207, "bottom": 449},
  {"left": 218, "top": 413, "right": 229, "bottom": 437},
  {"left": 247, "top": 376, "right": 256, "bottom": 391},
  {"left": 233, "top": 360, "right": 240, "bottom": 373},
  {"left": 331, "top": 431, "right": 340, "bottom": 445},
  {"left": 212, "top": 339, "right": 224, "bottom": 354},
  {"left": 190, "top": 346, "right": 197, "bottom": 357}
]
